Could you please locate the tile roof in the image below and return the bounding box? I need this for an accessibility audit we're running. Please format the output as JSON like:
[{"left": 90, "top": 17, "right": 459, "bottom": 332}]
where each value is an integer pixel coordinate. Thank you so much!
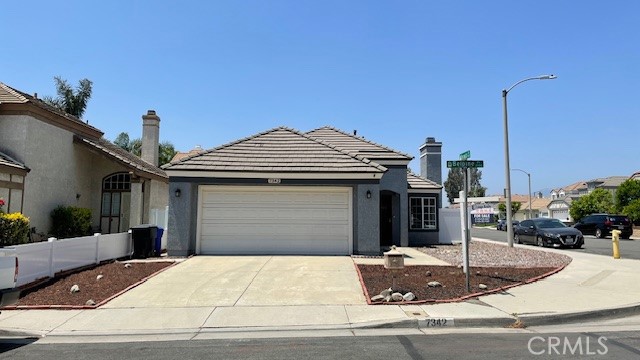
[
  {"left": 407, "top": 172, "right": 442, "bottom": 190},
  {"left": 520, "top": 197, "right": 552, "bottom": 211},
  {"left": 163, "top": 127, "right": 387, "bottom": 174},
  {"left": 74, "top": 136, "right": 168, "bottom": 180},
  {"left": 170, "top": 146, "right": 206, "bottom": 163},
  {"left": 306, "top": 126, "right": 413, "bottom": 161},
  {"left": 0, "top": 82, "right": 102, "bottom": 135},
  {"left": 0, "top": 151, "right": 28, "bottom": 172},
  {"left": 552, "top": 181, "right": 587, "bottom": 193},
  {"left": 587, "top": 176, "right": 628, "bottom": 188}
]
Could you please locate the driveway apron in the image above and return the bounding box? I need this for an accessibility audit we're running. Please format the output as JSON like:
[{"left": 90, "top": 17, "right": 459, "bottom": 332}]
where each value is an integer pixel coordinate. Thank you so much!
[{"left": 102, "top": 256, "right": 367, "bottom": 308}]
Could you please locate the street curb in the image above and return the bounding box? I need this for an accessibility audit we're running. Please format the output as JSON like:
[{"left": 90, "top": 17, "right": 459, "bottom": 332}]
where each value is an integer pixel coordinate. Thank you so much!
[{"left": 517, "top": 302, "right": 640, "bottom": 327}]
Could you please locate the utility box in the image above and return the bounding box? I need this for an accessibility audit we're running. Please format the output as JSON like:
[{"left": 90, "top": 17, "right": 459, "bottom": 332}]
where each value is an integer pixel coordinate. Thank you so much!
[
  {"left": 131, "top": 224, "right": 158, "bottom": 259},
  {"left": 384, "top": 246, "right": 404, "bottom": 270}
]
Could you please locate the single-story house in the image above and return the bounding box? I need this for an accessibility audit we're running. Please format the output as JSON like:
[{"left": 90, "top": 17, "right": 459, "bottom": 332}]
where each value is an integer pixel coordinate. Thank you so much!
[
  {"left": 0, "top": 82, "right": 168, "bottom": 238},
  {"left": 514, "top": 196, "right": 552, "bottom": 221},
  {"left": 164, "top": 126, "right": 443, "bottom": 256}
]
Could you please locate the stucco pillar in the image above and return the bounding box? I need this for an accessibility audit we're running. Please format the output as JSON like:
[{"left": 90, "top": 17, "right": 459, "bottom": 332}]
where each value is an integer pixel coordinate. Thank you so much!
[{"left": 129, "top": 181, "right": 143, "bottom": 227}]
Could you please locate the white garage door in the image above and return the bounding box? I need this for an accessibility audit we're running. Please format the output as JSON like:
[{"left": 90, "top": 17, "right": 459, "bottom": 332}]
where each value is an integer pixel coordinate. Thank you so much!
[{"left": 198, "top": 186, "right": 352, "bottom": 255}]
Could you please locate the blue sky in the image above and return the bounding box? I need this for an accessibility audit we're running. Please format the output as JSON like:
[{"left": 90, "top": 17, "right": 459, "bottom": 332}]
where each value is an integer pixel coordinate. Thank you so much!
[{"left": 2, "top": 1, "right": 639, "bottom": 199}]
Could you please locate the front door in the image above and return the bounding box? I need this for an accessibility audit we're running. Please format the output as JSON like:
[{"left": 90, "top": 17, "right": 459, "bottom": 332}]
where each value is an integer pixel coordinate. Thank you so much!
[{"left": 380, "top": 193, "right": 393, "bottom": 246}]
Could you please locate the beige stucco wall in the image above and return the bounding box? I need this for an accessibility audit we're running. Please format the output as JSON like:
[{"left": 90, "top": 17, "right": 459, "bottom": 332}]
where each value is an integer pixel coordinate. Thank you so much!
[{"left": 0, "top": 114, "right": 168, "bottom": 235}]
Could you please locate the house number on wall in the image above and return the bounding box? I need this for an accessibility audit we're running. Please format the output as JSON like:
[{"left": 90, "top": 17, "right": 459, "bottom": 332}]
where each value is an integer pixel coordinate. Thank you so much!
[{"left": 268, "top": 178, "right": 281, "bottom": 184}]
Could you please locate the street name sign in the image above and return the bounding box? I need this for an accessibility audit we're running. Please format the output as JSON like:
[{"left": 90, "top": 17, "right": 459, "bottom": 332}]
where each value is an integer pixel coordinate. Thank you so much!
[
  {"left": 446, "top": 160, "right": 484, "bottom": 168},
  {"left": 459, "top": 150, "right": 471, "bottom": 160}
]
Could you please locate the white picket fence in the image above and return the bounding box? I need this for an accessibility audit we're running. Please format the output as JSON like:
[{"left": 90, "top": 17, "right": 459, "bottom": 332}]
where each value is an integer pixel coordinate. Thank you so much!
[{"left": 7, "top": 232, "right": 132, "bottom": 287}]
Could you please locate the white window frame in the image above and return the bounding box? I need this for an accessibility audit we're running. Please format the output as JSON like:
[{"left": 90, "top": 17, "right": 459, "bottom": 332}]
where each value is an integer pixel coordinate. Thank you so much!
[{"left": 410, "top": 196, "right": 437, "bottom": 230}]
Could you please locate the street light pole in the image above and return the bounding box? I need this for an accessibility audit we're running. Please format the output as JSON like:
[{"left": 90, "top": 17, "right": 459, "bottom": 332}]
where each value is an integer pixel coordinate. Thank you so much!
[
  {"left": 512, "top": 168, "right": 532, "bottom": 219},
  {"left": 503, "top": 75, "right": 556, "bottom": 247}
]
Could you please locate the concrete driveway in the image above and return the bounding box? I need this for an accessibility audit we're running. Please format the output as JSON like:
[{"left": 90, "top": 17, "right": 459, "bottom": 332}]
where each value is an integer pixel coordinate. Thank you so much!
[{"left": 103, "top": 256, "right": 367, "bottom": 308}]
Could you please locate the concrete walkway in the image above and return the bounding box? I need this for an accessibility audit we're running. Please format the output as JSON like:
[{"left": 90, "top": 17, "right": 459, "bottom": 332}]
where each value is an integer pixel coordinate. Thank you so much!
[{"left": 1, "top": 241, "right": 640, "bottom": 340}]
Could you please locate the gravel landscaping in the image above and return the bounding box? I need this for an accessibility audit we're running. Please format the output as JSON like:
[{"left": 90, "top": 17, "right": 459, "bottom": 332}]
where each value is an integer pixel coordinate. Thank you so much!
[
  {"left": 3, "top": 240, "right": 573, "bottom": 308},
  {"left": 357, "top": 240, "right": 572, "bottom": 304},
  {"left": 7, "top": 260, "right": 175, "bottom": 308}
]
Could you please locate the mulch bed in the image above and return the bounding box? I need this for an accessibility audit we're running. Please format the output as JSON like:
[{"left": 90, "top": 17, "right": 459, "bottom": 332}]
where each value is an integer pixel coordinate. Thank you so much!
[
  {"left": 356, "top": 264, "right": 561, "bottom": 303},
  {"left": 7, "top": 261, "right": 174, "bottom": 308}
]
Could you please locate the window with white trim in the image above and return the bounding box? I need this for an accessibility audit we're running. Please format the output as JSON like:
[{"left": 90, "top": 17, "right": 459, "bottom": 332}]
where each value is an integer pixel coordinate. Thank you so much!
[{"left": 410, "top": 196, "right": 437, "bottom": 230}]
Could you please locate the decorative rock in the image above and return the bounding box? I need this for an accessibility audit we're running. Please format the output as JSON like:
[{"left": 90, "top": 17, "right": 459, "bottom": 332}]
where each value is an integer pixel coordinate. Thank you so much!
[
  {"left": 86, "top": 299, "right": 96, "bottom": 306},
  {"left": 70, "top": 284, "right": 80, "bottom": 293},
  {"left": 425, "top": 271, "right": 432, "bottom": 276},
  {"left": 403, "top": 292, "right": 416, "bottom": 301},
  {"left": 124, "top": 263, "right": 132, "bottom": 268},
  {"left": 476, "top": 271, "right": 481, "bottom": 276},
  {"left": 384, "top": 295, "right": 392, "bottom": 302},
  {"left": 371, "top": 294, "right": 385, "bottom": 302},
  {"left": 379, "top": 288, "right": 393, "bottom": 297},
  {"left": 479, "top": 284, "right": 488, "bottom": 290},
  {"left": 96, "top": 274, "right": 104, "bottom": 280},
  {"left": 427, "top": 281, "right": 442, "bottom": 288},
  {"left": 391, "top": 292, "right": 404, "bottom": 301}
]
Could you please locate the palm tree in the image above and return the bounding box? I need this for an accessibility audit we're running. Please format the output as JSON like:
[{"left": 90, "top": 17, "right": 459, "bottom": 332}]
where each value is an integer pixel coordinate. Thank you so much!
[{"left": 43, "top": 76, "right": 93, "bottom": 119}]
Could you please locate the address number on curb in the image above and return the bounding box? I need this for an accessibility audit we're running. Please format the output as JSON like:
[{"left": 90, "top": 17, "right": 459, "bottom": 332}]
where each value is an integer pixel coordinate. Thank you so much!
[{"left": 422, "top": 318, "right": 454, "bottom": 327}]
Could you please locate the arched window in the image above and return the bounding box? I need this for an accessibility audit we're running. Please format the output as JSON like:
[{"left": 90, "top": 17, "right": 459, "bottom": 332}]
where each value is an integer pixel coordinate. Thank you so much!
[{"left": 100, "top": 173, "right": 131, "bottom": 234}]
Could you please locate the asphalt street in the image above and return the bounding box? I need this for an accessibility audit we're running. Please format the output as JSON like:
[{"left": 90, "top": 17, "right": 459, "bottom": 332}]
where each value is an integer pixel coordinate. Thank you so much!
[
  {"left": 1, "top": 331, "right": 639, "bottom": 360},
  {"left": 472, "top": 227, "right": 640, "bottom": 260}
]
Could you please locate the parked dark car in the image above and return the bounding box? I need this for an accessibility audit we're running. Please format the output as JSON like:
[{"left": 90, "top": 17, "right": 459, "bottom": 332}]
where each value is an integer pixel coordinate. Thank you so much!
[
  {"left": 515, "top": 218, "right": 584, "bottom": 249},
  {"left": 573, "top": 214, "right": 633, "bottom": 239},
  {"left": 496, "top": 219, "right": 519, "bottom": 231}
]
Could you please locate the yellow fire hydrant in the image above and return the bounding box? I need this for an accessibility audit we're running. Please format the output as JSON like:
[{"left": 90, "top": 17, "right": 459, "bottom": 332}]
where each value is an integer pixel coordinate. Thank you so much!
[{"left": 612, "top": 229, "right": 621, "bottom": 259}]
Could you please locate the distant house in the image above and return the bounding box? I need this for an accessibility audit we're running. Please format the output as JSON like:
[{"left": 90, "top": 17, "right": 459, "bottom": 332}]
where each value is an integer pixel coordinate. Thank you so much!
[
  {"left": 163, "top": 127, "right": 444, "bottom": 256},
  {"left": 0, "top": 82, "right": 168, "bottom": 237},
  {"left": 548, "top": 176, "right": 628, "bottom": 222},
  {"left": 514, "top": 196, "right": 552, "bottom": 221}
]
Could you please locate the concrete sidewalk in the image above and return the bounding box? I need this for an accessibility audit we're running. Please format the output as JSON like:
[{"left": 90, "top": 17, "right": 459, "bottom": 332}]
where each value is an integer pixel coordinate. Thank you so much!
[{"left": 1, "top": 242, "right": 640, "bottom": 340}]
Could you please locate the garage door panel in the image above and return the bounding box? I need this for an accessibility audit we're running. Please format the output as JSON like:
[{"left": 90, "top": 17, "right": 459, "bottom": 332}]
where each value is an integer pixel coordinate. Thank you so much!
[{"left": 198, "top": 186, "right": 352, "bottom": 255}]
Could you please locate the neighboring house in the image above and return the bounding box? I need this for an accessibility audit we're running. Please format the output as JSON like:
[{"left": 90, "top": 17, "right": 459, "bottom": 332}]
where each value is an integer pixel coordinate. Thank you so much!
[
  {"left": 550, "top": 181, "right": 586, "bottom": 199},
  {"left": 0, "top": 82, "right": 168, "bottom": 237},
  {"left": 514, "top": 196, "right": 552, "bottom": 221},
  {"left": 0, "top": 151, "right": 29, "bottom": 213},
  {"left": 163, "top": 126, "right": 443, "bottom": 256},
  {"left": 170, "top": 145, "right": 205, "bottom": 163},
  {"left": 548, "top": 195, "right": 580, "bottom": 222},
  {"left": 548, "top": 176, "right": 628, "bottom": 222}
]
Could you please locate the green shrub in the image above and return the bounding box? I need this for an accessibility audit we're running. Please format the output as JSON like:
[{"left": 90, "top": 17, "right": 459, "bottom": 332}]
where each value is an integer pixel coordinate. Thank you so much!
[
  {"left": 0, "top": 212, "right": 30, "bottom": 246},
  {"left": 50, "top": 206, "right": 92, "bottom": 239}
]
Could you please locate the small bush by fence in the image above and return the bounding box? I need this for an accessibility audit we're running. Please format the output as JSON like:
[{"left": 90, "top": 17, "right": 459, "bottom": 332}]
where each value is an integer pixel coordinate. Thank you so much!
[{"left": 50, "top": 206, "right": 92, "bottom": 239}]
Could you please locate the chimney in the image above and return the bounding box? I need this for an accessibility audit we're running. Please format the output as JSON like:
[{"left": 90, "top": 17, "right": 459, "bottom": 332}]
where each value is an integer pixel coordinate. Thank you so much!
[
  {"left": 141, "top": 110, "right": 160, "bottom": 167},
  {"left": 419, "top": 137, "right": 442, "bottom": 184}
]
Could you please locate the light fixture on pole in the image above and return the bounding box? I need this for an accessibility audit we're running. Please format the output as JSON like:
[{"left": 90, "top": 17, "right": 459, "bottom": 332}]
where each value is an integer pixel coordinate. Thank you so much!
[
  {"left": 503, "top": 74, "right": 556, "bottom": 247},
  {"left": 512, "top": 168, "right": 532, "bottom": 220}
]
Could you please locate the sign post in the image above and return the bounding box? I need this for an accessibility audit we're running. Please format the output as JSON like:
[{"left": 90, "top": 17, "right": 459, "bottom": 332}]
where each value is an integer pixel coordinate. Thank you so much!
[{"left": 447, "top": 158, "right": 484, "bottom": 293}]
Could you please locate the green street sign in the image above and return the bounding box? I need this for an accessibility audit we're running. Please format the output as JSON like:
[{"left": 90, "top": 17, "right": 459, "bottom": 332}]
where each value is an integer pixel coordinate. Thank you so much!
[
  {"left": 447, "top": 160, "right": 484, "bottom": 168},
  {"left": 459, "top": 150, "right": 471, "bottom": 160}
]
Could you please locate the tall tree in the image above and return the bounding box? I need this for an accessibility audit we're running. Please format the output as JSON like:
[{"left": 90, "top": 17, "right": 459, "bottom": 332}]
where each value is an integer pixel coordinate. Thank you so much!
[
  {"left": 113, "top": 132, "right": 176, "bottom": 166},
  {"left": 615, "top": 179, "right": 640, "bottom": 212},
  {"left": 443, "top": 168, "right": 487, "bottom": 204},
  {"left": 43, "top": 76, "right": 93, "bottom": 118},
  {"left": 569, "top": 188, "right": 615, "bottom": 221}
]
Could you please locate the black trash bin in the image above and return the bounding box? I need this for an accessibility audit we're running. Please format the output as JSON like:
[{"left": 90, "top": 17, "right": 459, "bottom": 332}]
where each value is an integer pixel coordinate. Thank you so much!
[{"left": 131, "top": 224, "right": 158, "bottom": 259}]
